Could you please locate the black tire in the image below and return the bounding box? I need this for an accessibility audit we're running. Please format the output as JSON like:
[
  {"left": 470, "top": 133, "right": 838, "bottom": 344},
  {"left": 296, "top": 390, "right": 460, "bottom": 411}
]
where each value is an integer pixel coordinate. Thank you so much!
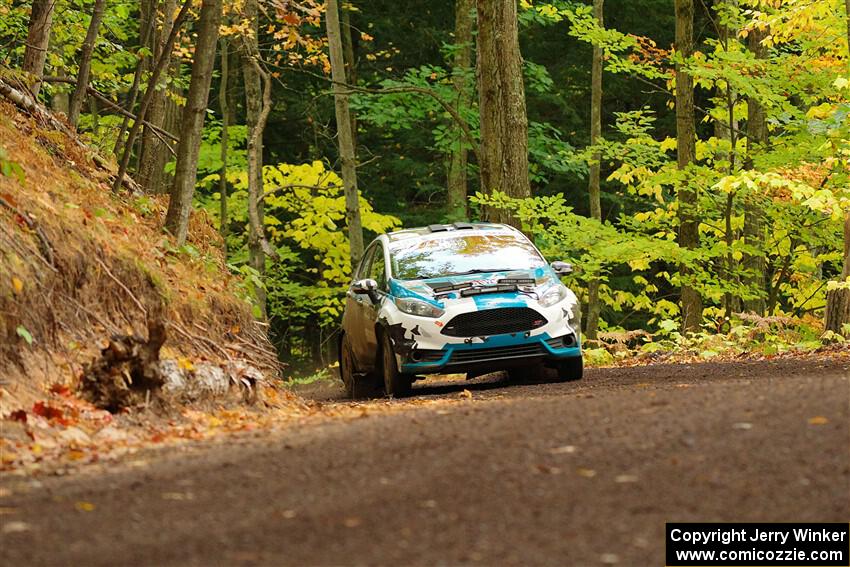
[
  {"left": 340, "top": 333, "right": 376, "bottom": 399},
  {"left": 506, "top": 362, "right": 545, "bottom": 384},
  {"left": 556, "top": 356, "right": 583, "bottom": 382},
  {"left": 380, "top": 332, "right": 412, "bottom": 398}
]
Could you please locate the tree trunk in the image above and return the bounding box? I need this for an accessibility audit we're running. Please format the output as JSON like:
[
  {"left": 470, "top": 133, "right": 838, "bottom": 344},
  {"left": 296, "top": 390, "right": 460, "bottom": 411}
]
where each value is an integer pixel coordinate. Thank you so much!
[
  {"left": 219, "top": 37, "right": 230, "bottom": 255},
  {"left": 138, "top": 0, "right": 179, "bottom": 194},
  {"left": 240, "top": 0, "right": 269, "bottom": 317},
  {"left": 824, "top": 216, "right": 850, "bottom": 333},
  {"left": 326, "top": 0, "right": 365, "bottom": 269},
  {"left": 113, "top": 0, "right": 191, "bottom": 193},
  {"left": 23, "top": 0, "right": 55, "bottom": 97},
  {"left": 113, "top": 0, "right": 158, "bottom": 157},
  {"left": 68, "top": 0, "right": 106, "bottom": 127},
  {"left": 163, "top": 0, "right": 222, "bottom": 243},
  {"left": 742, "top": 27, "right": 768, "bottom": 315},
  {"left": 447, "top": 0, "right": 474, "bottom": 221},
  {"left": 476, "top": 0, "right": 531, "bottom": 228},
  {"left": 341, "top": 1, "right": 358, "bottom": 147},
  {"left": 585, "top": 0, "right": 604, "bottom": 340},
  {"left": 51, "top": 67, "right": 69, "bottom": 115},
  {"left": 824, "top": 0, "right": 850, "bottom": 333},
  {"left": 674, "top": 0, "right": 702, "bottom": 332},
  {"left": 716, "top": 0, "right": 740, "bottom": 320}
]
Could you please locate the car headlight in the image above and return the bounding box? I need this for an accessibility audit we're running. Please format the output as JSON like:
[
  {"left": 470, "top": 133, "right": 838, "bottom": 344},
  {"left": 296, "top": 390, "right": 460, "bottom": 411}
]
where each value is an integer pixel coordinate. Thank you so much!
[
  {"left": 539, "top": 284, "right": 568, "bottom": 307},
  {"left": 394, "top": 297, "right": 445, "bottom": 318}
]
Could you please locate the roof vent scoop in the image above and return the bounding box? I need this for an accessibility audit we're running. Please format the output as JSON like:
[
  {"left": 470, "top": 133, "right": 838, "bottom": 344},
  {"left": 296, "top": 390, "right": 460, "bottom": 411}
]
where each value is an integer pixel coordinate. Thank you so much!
[
  {"left": 428, "top": 224, "right": 449, "bottom": 232},
  {"left": 452, "top": 222, "right": 474, "bottom": 230}
]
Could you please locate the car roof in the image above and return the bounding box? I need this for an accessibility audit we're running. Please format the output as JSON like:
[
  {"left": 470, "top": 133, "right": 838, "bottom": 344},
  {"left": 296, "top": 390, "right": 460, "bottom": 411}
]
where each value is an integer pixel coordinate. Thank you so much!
[{"left": 384, "top": 222, "right": 522, "bottom": 244}]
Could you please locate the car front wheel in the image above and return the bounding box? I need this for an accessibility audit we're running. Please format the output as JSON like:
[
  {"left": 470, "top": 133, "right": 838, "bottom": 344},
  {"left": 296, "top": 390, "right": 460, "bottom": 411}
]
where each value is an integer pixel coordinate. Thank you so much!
[
  {"left": 380, "top": 332, "right": 412, "bottom": 398},
  {"left": 341, "top": 333, "right": 376, "bottom": 399}
]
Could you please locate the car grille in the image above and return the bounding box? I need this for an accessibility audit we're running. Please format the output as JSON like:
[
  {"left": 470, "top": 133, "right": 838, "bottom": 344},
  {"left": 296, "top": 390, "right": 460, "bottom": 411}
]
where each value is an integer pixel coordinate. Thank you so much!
[
  {"left": 449, "top": 343, "right": 545, "bottom": 364},
  {"left": 441, "top": 307, "right": 547, "bottom": 337}
]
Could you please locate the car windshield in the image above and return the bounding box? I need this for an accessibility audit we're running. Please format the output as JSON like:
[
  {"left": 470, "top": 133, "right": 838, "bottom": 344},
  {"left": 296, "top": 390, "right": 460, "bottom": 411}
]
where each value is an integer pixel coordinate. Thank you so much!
[{"left": 389, "top": 233, "right": 545, "bottom": 280}]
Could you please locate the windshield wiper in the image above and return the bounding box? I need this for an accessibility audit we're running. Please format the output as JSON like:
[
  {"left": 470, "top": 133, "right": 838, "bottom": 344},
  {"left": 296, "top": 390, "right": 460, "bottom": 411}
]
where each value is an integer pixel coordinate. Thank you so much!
[{"left": 443, "top": 268, "right": 508, "bottom": 277}]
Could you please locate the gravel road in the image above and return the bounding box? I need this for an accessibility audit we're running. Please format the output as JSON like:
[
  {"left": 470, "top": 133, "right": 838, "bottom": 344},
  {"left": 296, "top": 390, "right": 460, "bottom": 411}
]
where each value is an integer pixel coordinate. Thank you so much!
[{"left": 2, "top": 358, "right": 848, "bottom": 566}]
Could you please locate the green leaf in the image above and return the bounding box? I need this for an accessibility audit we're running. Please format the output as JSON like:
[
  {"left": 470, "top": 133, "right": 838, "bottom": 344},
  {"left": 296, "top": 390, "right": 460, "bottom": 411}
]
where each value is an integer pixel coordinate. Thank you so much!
[{"left": 16, "top": 325, "right": 33, "bottom": 345}]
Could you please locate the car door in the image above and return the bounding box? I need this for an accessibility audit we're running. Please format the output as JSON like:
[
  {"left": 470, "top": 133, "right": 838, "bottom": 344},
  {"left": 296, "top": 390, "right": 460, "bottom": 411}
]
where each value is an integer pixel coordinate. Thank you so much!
[
  {"left": 359, "top": 242, "right": 389, "bottom": 367},
  {"left": 344, "top": 244, "right": 375, "bottom": 367}
]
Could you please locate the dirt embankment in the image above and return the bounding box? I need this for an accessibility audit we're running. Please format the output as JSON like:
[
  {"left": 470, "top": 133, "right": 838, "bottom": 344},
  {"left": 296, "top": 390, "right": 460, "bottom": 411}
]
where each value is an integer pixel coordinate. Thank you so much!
[{"left": 0, "top": 99, "right": 299, "bottom": 471}]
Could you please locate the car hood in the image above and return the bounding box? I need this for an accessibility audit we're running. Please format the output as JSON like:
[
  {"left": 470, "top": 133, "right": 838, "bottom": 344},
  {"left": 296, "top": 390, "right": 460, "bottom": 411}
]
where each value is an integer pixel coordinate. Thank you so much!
[{"left": 390, "top": 267, "right": 557, "bottom": 304}]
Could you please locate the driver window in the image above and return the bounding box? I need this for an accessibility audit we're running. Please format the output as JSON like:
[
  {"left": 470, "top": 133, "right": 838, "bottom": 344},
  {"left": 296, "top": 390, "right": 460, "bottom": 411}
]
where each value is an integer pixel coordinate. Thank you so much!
[
  {"left": 356, "top": 245, "right": 376, "bottom": 280},
  {"left": 369, "top": 246, "right": 387, "bottom": 291}
]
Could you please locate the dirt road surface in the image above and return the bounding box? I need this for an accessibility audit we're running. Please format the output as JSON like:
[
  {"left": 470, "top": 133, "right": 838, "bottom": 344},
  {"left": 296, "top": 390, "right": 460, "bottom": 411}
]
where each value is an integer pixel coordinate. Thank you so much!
[{"left": 2, "top": 358, "right": 848, "bottom": 566}]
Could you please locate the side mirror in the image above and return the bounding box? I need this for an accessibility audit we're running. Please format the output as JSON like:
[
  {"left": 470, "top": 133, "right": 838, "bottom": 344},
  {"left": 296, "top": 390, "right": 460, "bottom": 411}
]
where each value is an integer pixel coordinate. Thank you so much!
[
  {"left": 352, "top": 278, "right": 380, "bottom": 303},
  {"left": 551, "top": 261, "right": 574, "bottom": 275}
]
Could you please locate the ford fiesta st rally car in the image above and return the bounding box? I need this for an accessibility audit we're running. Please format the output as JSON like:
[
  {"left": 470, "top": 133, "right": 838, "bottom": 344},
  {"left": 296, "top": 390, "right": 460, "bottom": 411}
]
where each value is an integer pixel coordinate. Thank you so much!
[{"left": 338, "top": 222, "right": 583, "bottom": 398}]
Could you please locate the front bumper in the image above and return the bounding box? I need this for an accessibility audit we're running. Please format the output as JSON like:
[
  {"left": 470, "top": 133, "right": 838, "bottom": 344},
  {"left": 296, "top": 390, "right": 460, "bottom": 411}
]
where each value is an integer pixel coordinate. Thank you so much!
[{"left": 400, "top": 331, "right": 581, "bottom": 375}]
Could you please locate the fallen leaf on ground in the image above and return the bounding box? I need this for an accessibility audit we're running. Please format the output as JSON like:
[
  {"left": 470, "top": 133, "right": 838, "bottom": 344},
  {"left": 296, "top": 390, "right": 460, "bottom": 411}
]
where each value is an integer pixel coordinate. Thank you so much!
[
  {"left": 2, "top": 521, "right": 29, "bottom": 534},
  {"left": 161, "top": 492, "right": 194, "bottom": 501},
  {"left": 549, "top": 445, "right": 577, "bottom": 454},
  {"left": 807, "top": 416, "right": 828, "bottom": 425},
  {"left": 75, "top": 501, "right": 95, "bottom": 512},
  {"left": 577, "top": 468, "right": 597, "bottom": 478}
]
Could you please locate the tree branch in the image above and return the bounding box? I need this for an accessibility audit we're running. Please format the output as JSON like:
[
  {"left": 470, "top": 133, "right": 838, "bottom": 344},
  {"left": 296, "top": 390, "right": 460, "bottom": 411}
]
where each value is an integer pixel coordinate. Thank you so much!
[{"left": 41, "top": 76, "right": 178, "bottom": 143}]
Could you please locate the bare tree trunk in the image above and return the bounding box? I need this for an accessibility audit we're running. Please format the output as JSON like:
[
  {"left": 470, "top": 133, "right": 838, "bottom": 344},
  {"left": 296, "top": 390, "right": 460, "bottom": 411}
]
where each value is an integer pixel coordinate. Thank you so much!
[
  {"left": 113, "top": 0, "right": 158, "bottom": 157},
  {"left": 476, "top": 0, "right": 531, "bottom": 228},
  {"left": 585, "top": 0, "right": 604, "bottom": 340},
  {"left": 824, "top": 0, "right": 850, "bottom": 333},
  {"left": 447, "top": 0, "right": 474, "bottom": 221},
  {"left": 51, "top": 67, "right": 69, "bottom": 114},
  {"left": 742, "top": 27, "right": 768, "bottom": 315},
  {"left": 219, "top": 37, "right": 230, "bottom": 255},
  {"left": 674, "top": 0, "right": 703, "bottom": 332},
  {"left": 716, "top": 0, "right": 740, "bottom": 320},
  {"left": 23, "top": 0, "right": 55, "bottom": 97},
  {"left": 341, "top": 1, "right": 358, "bottom": 147},
  {"left": 824, "top": 216, "right": 850, "bottom": 333},
  {"left": 138, "top": 0, "right": 179, "bottom": 194},
  {"left": 163, "top": 0, "right": 223, "bottom": 243},
  {"left": 240, "top": 0, "right": 270, "bottom": 317},
  {"left": 113, "top": 0, "right": 191, "bottom": 193},
  {"left": 68, "top": 0, "right": 106, "bottom": 127},
  {"left": 326, "top": 0, "right": 365, "bottom": 268}
]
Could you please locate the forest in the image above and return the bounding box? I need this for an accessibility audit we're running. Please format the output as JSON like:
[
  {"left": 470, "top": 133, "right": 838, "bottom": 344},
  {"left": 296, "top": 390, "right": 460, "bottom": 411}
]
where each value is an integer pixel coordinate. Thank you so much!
[{"left": 1, "top": 0, "right": 848, "bottom": 373}]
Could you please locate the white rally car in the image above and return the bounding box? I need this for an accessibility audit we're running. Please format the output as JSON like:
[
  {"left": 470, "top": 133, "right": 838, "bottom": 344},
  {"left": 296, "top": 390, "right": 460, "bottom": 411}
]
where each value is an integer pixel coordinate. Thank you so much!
[{"left": 338, "top": 222, "right": 583, "bottom": 398}]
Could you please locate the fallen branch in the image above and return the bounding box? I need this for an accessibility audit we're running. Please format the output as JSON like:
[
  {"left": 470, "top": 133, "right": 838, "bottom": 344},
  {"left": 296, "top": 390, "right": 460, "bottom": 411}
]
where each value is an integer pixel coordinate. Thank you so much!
[
  {"left": 41, "top": 76, "right": 179, "bottom": 143},
  {"left": 0, "top": 75, "right": 142, "bottom": 193}
]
